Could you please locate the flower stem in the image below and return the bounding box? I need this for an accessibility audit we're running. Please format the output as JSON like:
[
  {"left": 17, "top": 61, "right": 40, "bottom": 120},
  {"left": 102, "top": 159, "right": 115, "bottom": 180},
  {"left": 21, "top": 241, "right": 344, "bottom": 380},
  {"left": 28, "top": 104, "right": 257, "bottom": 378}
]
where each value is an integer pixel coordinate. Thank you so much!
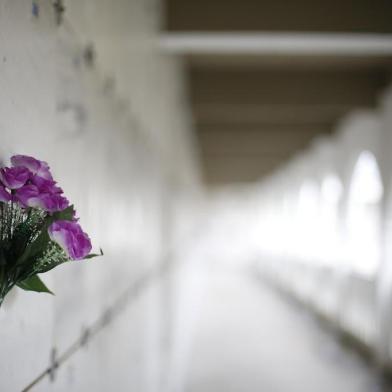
[
  {"left": 0, "top": 202, "right": 4, "bottom": 241},
  {"left": 0, "top": 269, "right": 4, "bottom": 307},
  {"left": 10, "top": 193, "right": 14, "bottom": 237},
  {"left": 0, "top": 281, "right": 7, "bottom": 308}
]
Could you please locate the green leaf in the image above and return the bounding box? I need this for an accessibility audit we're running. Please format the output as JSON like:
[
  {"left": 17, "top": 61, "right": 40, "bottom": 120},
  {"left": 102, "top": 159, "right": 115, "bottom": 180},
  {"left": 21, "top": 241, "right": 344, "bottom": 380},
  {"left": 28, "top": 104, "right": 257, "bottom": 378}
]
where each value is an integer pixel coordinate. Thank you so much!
[
  {"left": 83, "top": 253, "right": 100, "bottom": 260},
  {"left": 16, "top": 229, "right": 50, "bottom": 266},
  {"left": 16, "top": 275, "right": 54, "bottom": 295},
  {"left": 34, "top": 243, "right": 70, "bottom": 274},
  {"left": 83, "top": 248, "right": 104, "bottom": 260},
  {"left": 52, "top": 205, "right": 76, "bottom": 222}
]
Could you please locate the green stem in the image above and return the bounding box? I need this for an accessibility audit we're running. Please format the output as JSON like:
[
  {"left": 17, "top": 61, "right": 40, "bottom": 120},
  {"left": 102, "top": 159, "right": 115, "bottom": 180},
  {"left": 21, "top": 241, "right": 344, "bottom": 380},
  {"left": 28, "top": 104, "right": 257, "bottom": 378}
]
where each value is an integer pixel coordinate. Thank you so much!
[
  {"left": 26, "top": 207, "right": 32, "bottom": 223},
  {"left": 0, "top": 202, "right": 4, "bottom": 241},
  {"left": 0, "top": 264, "right": 13, "bottom": 308},
  {"left": 0, "top": 282, "right": 7, "bottom": 308},
  {"left": 0, "top": 278, "right": 14, "bottom": 308},
  {"left": 10, "top": 194, "right": 14, "bottom": 238},
  {"left": 0, "top": 277, "right": 4, "bottom": 308}
]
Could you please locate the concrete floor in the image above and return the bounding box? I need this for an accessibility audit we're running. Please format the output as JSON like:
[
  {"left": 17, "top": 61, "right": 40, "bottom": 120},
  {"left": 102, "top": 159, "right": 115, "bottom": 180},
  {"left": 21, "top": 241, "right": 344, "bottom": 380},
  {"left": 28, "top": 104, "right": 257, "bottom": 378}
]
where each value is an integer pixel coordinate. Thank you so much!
[{"left": 183, "top": 265, "right": 388, "bottom": 392}]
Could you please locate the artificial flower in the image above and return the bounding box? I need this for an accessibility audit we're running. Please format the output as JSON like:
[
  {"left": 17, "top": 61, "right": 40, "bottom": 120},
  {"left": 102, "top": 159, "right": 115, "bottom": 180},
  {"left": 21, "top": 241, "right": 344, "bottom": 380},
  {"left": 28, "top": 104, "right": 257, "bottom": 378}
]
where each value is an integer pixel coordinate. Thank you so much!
[
  {"left": 48, "top": 220, "right": 92, "bottom": 260},
  {"left": 11, "top": 154, "right": 53, "bottom": 180},
  {"left": 0, "top": 166, "right": 30, "bottom": 189}
]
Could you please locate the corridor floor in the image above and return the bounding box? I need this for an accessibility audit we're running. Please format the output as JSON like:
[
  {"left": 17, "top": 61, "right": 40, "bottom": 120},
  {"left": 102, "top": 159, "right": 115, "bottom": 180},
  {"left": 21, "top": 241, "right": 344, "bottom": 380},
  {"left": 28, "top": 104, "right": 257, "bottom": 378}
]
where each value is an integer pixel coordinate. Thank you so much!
[{"left": 183, "top": 265, "right": 388, "bottom": 392}]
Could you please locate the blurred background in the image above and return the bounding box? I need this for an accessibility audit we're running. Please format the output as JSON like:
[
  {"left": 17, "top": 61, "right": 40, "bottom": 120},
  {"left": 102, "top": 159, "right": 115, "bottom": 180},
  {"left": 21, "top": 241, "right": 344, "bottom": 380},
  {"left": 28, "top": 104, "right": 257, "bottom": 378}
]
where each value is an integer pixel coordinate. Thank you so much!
[{"left": 1, "top": 0, "right": 392, "bottom": 391}]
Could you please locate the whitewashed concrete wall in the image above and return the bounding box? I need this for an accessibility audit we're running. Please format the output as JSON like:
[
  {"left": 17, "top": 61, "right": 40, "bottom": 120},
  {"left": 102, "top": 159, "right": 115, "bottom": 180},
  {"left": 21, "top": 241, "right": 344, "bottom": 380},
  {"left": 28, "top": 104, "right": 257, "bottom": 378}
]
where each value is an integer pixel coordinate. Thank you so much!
[{"left": 0, "top": 1, "right": 200, "bottom": 391}]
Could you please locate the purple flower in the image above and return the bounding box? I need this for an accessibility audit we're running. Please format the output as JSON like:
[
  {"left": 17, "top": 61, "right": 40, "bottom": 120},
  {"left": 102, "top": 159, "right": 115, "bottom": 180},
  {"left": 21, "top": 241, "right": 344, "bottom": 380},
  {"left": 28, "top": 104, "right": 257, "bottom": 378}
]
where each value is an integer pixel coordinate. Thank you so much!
[
  {"left": 48, "top": 220, "right": 92, "bottom": 260},
  {"left": 14, "top": 185, "right": 40, "bottom": 207},
  {"left": 15, "top": 185, "right": 69, "bottom": 212},
  {"left": 0, "top": 185, "right": 11, "bottom": 202},
  {"left": 0, "top": 167, "right": 31, "bottom": 189},
  {"left": 11, "top": 155, "right": 53, "bottom": 180},
  {"left": 31, "top": 175, "right": 63, "bottom": 194},
  {"left": 43, "top": 193, "right": 69, "bottom": 212}
]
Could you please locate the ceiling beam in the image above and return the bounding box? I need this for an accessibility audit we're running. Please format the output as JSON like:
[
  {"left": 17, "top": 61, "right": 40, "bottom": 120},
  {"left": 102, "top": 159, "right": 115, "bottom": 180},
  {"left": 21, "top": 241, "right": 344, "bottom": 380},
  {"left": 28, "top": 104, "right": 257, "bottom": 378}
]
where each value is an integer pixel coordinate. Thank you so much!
[
  {"left": 160, "top": 33, "right": 392, "bottom": 56},
  {"left": 185, "top": 54, "right": 392, "bottom": 70},
  {"left": 190, "top": 68, "right": 387, "bottom": 105},
  {"left": 194, "top": 104, "right": 363, "bottom": 126},
  {"left": 164, "top": 0, "right": 392, "bottom": 33},
  {"left": 199, "top": 126, "right": 331, "bottom": 155},
  {"left": 202, "top": 155, "right": 288, "bottom": 184}
]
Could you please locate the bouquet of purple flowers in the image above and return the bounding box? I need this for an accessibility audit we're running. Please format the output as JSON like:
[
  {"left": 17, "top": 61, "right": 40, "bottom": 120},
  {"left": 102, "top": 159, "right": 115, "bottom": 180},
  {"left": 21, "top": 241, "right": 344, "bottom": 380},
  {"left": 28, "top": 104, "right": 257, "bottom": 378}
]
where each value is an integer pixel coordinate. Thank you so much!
[{"left": 0, "top": 155, "right": 101, "bottom": 306}]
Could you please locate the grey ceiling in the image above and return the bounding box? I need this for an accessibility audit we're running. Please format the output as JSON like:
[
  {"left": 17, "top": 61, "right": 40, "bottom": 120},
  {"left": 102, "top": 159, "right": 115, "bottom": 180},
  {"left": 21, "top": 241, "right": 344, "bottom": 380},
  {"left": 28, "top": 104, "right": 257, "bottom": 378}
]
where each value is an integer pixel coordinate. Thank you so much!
[{"left": 163, "top": 0, "right": 392, "bottom": 185}]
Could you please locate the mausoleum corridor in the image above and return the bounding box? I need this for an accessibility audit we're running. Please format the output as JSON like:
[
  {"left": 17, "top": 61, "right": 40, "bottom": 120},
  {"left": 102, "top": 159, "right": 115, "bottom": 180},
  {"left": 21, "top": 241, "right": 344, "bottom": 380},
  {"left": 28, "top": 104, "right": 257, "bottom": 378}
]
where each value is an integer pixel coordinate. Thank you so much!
[
  {"left": 1, "top": 1, "right": 392, "bottom": 391},
  {"left": 179, "top": 265, "right": 383, "bottom": 392}
]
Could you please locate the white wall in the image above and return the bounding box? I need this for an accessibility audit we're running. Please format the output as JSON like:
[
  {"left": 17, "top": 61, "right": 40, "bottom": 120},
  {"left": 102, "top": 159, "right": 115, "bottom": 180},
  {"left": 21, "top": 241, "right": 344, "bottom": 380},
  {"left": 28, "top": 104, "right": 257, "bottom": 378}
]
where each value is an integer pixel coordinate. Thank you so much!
[{"left": 0, "top": 1, "right": 200, "bottom": 391}]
